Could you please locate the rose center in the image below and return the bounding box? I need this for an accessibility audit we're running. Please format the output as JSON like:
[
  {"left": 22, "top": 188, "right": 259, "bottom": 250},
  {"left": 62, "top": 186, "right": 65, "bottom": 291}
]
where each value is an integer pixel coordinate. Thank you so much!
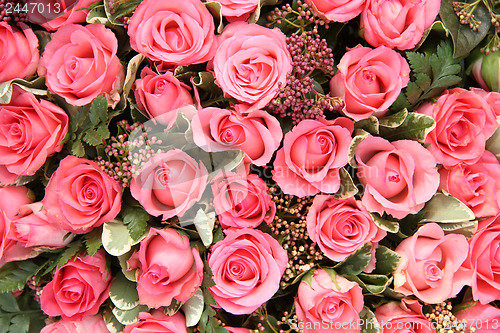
[
  {"left": 222, "top": 129, "right": 234, "bottom": 143},
  {"left": 155, "top": 162, "right": 170, "bottom": 186},
  {"left": 424, "top": 261, "right": 443, "bottom": 282},
  {"left": 155, "top": 79, "right": 167, "bottom": 93}
]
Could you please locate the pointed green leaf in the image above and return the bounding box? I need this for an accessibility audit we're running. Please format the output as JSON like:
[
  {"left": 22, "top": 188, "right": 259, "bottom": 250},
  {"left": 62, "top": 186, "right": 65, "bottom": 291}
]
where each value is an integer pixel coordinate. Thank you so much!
[
  {"left": 379, "top": 112, "right": 435, "bottom": 143},
  {"left": 334, "top": 243, "right": 372, "bottom": 276},
  {"left": 348, "top": 129, "right": 370, "bottom": 167},
  {"left": 359, "top": 307, "right": 381, "bottom": 333},
  {"left": 89, "top": 96, "right": 108, "bottom": 126},
  {"left": 334, "top": 168, "right": 358, "bottom": 199},
  {"left": 84, "top": 227, "right": 103, "bottom": 256},
  {"left": 57, "top": 240, "right": 84, "bottom": 268},
  {"left": 123, "top": 54, "right": 145, "bottom": 97},
  {"left": 0, "top": 261, "right": 41, "bottom": 293},
  {"left": 109, "top": 272, "right": 139, "bottom": 310},
  {"left": 102, "top": 220, "right": 135, "bottom": 256},
  {"left": 0, "top": 293, "right": 19, "bottom": 313},
  {"left": 122, "top": 206, "right": 149, "bottom": 242},
  {"left": 10, "top": 314, "right": 29, "bottom": 333},
  {"left": 374, "top": 245, "right": 402, "bottom": 275},
  {"left": 422, "top": 191, "right": 475, "bottom": 223},
  {"left": 437, "top": 220, "right": 478, "bottom": 239},
  {"left": 193, "top": 209, "right": 216, "bottom": 247},
  {"left": 370, "top": 213, "right": 399, "bottom": 233},
  {"left": 182, "top": 288, "right": 204, "bottom": 327},
  {"left": 379, "top": 109, "right": 408, "bottom": 128},
  {"left": 406, "top": 51, "right": 432, "bottom": 78},
  {"left": 343, "top": 273, "right": 391, "bottom": 295},
  {"left": 355, "top": 116, "right": 379, "bottom": 135}
]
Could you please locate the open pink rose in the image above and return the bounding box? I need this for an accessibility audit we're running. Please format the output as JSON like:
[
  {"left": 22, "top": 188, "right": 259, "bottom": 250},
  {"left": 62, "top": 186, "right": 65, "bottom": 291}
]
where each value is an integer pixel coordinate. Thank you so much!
[
  {"left": 39, "top": 24, "right": 124, "bottom": 107},
  {"left": 124, "top": 310, "right": 187, "bottom": 333},
  {"left": 329, "top": 46, "right": 410, "bottom": 121},
  {"left": 273, "top": 118, "right": 353, "bottom": 197},
  {"left": 355, "top": 136, "right": 440, "bottom": 219},
  {"left": 0, "top": 86, "right": 69, "bottom": 185},
  {"left": 127, "top": 228, "right": 203, "bottom": 308},
  {"left": 360, "top": 0, "right": 441, "bottom": 50},
  {"left": 40, "top": 250, "right": 112, "bottom": 320},
  {"left": 374, "top": 299, "right": 434, "bottom": 333},
  {"left": 394, "top": 223, "right": 470, "bottom": 304},
  {"left": 218, "top": 0, "right": 259, "bottom": 22},
  {"left": 295, "top": 269, "right": 364, "bottom": 333},
  {"left": 472, "top": 88, "right": 500, "bottom": 120},
  {"left": 26, "top": 0, "right": 96, "bottom": 31},
  {"left": 209, "top": 228, "right": 287, "bottom": 315},
  {"left": 128, "top": 0, "right": 216, "bottom": 66},
  {"left": 42, "top": 156, "right": 122, "bottom": 234},
  {"left": 455, "top": 302, "right": 500, "bottom": 333},
  {"left": 40, "top": 315, "right": 110, "bottom": 333},
  {"left": 130, "top": 150, "right": 208, "bottom": 220},
  {"left": 212, "top": 22, "right": 292, "bottom": 111},
  {"left": 305, "top": 0, "right": 365, "bottom": 22}
]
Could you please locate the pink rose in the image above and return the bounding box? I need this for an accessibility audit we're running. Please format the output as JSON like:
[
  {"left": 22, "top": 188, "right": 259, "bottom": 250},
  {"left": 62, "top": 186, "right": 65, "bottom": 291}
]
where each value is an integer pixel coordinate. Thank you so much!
[
  {"left": 355, "top": 136, "right": 440, "bottom": 219},
  {"left": 191, "top": 106, "right": 282, "bottom": 166},
  {"left": 130, "top": 150, "right": 208, "bottom": 220},
  {"left": 305, "top": 0, "right": 365, "bottom": 22},
  {"left": 127, "top": 228, "right": 203, "bottom": 308},
  {"left": 124, "top": 310, "right": 187, "bottom": 333},
  {"left": 306, "top": 195, "right": 386, "bottom": 263},
  {"left": 393, "top": 223, "right": 470, "bottom": 304},
  {"left": 211, "top": 171, "right": 276, "bottom": 229},
  {"left": 42, "top": 156, "right": 122, "bottom": 234},
  {"left": 374, "top": 299, "right": 433, "bottom": 333},
  {"left": 295, "top": 269, "right": 364, "bottom": 333},
  {"left": 416, "top": 88, "right": 498, "bottom": 167},
  {"left": 128, "top": 0, "right": 216, "bottom": 66},
  {"left": 40, "top": 315, "right": 110, "bottom": 333},
  {"left": 472, "top": 88, "right": 500, "bottom": 120},
  {"left": 218, "top": 0, "right": 259, "bottom": 22},
  {"left": 26, "top": 0, "right": 96, "bottom": 31},
  {"left": 273, "top": 118, "right": 353, "bottom": 197},
  {"left": 39, "top": 24, "right": 124, "bottom": 107},
  {"left": 0, "top": 22, "right": 38, "bottom": 83},
  {"left": 329, "top": 46, "right": 410, "bottom": 121},
  {"left": 40, "top": 250, "right": 112, "bottom": 320},
  {"left": 212, "top": 22, "right": 292, "bottom": 111},
  {"left": 0, "top": 86, "right": 69, "bottom": 185},
  {"left": 455, "top": 302, "right": 500, "bottom": 333},
  {"left": 360, "top": 0, "right": 441, "bottom": 50},
  {"left": 209, "top": 228, "right": 287, "bottom": 314}
]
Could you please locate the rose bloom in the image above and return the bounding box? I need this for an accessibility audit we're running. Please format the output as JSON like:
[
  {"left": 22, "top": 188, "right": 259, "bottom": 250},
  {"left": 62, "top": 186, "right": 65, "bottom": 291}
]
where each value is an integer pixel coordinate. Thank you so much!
[
  {"left": 374, "top": 299, "right": 433, "bottom": 333},
  {"left": 124, "top": 310, "right": 187, "bottom": 333},
  {"left": 472, "top": 88, "right": 500, "bottom": 119},
  {"left": 130, "top": 150, "right": 208, "bottom": 220},
  {"left": 295, "top": 269, "right": 364, "bottom": 333},
  {"left": 0, "top": 86, "right": 69, "bottom": 185},
  {"left": 212, "top": 171, "right": 276, "bottom": 229},
  {"left": 40, "top": 250, "right": 112, "bottom": 320},
  {"left": 42, "top": 156, "right": 122, "bottom": 234},
  {"left": 273, "top": 118, "right": 353, "bottom": 197},
  {"left": 0, "top": 22, "right": 38, "bottom": 83},
  {"left": 128, "top": 0, "right": 216, "bottom": 66},
  {"left": 127, "top": 228, "right": 203, "bottom": 308},
  {"left": 212, "top": 22, "right": 292, "bottom": 111},
  {"left": 307, "top": 195, "right": 386, "bottom": 263},
  {"left": 40, "top": 315, "right": 110, "bottom": 333},
  {"left": 209, "top": 228, "right": 287, "bottom": 315},
  {"left": 26, "top": 0, "right": 96, "bottom": 31},
  {"left": 329, "top": 46, "right": 410, "bottom": 121},
  {"left": 305, "top": 0, "right": 365, "bottom": 23},
  {"left": 191, "top": 106, "right": 282, "bottom": 166},
  {"left": 416, "top": 88, "right": 498, "bottom": 168},
  {"left": 218, "top": 0, "right": 259, "bottom": 22},
  {"left": 360, "top": 0, "right": 441, "bottom": 50},
  {"left": 394, "top": 223, "right": 470, "bottom": 304},
  {"left": 38, "top": 24, "right": 124, "bottom": 107},
  {"left": 355, "top": 136, "right": 440, "bottom": 219},
  {"left": 455, "top": 302, "right": 500, "bottom": 333}
]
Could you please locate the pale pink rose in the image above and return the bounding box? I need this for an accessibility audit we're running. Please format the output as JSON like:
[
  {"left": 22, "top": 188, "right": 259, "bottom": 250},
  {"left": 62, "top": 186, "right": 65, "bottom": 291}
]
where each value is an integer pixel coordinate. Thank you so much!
[
  {"left": 191, "top": 106, "right": 282, "bottom": 166},
  {"left": 40, "top": 315, "right": 110, "bottom": 333},
  {"left": 295, "top": 269, "right": 363, "bottom": 333},
  {"left": 128, "top": 0, "right": 216, "bottom": 66},
  {"left": 305, "top": 0, "right": 365, "bottom": 22},
  {"left": 0, "top": 22, "right": 38, "bottom": 83},
  {"left": 212, "top": 22, "right": 292, "bottom": 111},
  {"left": 355, "top": 136, "right": 440, "bottom": 219},
  {"left": 360, "top": 0, "right": 441, "bottom": 50},
  {"left": 26, "top": 0, "right": 96, "bottom": 31},
  {"left": 124, "top": 310, "right": 187, "bottom": 333},
  {"left": 40, "top": 250, "right": 112, "bottom": 320},
  {"left": 0, "top": 86, "right": 69, "bottom": 185},
  {"left": 42, "top": 156, "right": 122, "bottom": 234},
  {"left": 329, "top": 46, "right": 410, "bottom": 121},
  {"left": 218, "top": 0, "right": 259, "bottom": 22},
  {"left": 416, "top": 88, "right": 498, "bottom": 167},
  {"left": 209, "top": 228, "right": 287, "bottom": 315},
  {"left": 130, "top": 150, "right": 208, "bottom": 220},
  {"left": 439, "top": 151, "right": 500, "bottom": 218},
  {"left": 39, "top": 24, "right": 124, "bottom": 107},
  {"left": 455, "top": 302, "right": 500, "bottom": 333},
  {"left": 273, "top": 118, "right": 353, "bottom": 197},
  {"left": 394, "top": 223, "right": 470, "bottom": 304},
  {"left": 127, "top": 228, "right": 203, "bottom": 308},
  {"left": 374, "top": 299, "right": 434, "bottom": 333}
]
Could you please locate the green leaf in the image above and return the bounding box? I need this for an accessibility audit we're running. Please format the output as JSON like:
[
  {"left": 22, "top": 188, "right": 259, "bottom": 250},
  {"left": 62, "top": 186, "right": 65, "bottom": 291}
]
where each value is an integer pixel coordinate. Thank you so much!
[
  {"left": 436, "top": 220, "right": 478, "bottom": 239},
  {"left": 123, "top": 54, "right": 145, "bottom": 97},
  {"left": 379, "top": 112, "right": 435, "bottom": 143},
  {"left": 102, "top": 220, "right": 136, "bottom": 256},
  {"left": 334, "top": 168, "right": 358, "bottom": 199},
  {"left": 57, "top": 240, "right": 84, "bottom": 268},
  {"left": 422, "top": 191, "right": 475, "bottom": 223},
  {"left": 109, "top": 272, "right": 139, "bottom": 310},
  {"left": 104, "top": 0, "right": 141, "bottom": 25},
  {"left": 89, "top": 96, "right": 108, "bottom": 126},
  {"left": 71, "top": 140, "right": 85, "bottom": 157},
  {"left": 0, "top": 316, "right": 10, "bottom": 333},
  {"left": 374, "top": 245, "right": 402, "bottom": 275},
  {"left": 182, "top": 288, "right": 204, "bottom": 327},
  {"left": 354, "top": 116, "right": 379, "bottom": 135},
  {"left": 9, "top": 315, "right": 29, "bottom": 333},
  {"left": 112, "top": 305, "right": 148, "bottom": 325},
  {"left": 0, "top": 261, "right": 40, "bottom": 293},
  {"left": 84, "top": 124, "right": 110, "bottom": 146},
  {"left": 334, "top": 243, "right": 372, "bottom": 276},
  {"left": 348, "top": 129, "right": 370, "bottom": 168},
  {"left": 199, "top": 305, "right": 229, "bottom": 333},
  {"left": 407, "top": 52, "right": 432, "bottom": 77},
  {"left": 122, "top": 206, "right": 149, "bottom": 242},
  {"left": 103, "top": 310, "right": 125, "bottom": 333},
  {"left": 379, "top": 109, "right": 408, "bottom": 128},
  {"left": 0, "top": 293, "right": 19, "bottom": 313},
  {"left": 84, "top": 227, "right": 103, "bottom": 256},
  {"left": 344, "top": 273, "right": 391, "bottom": 295},
  {"left": 359, "top": 307, "right": 381, "bottom": 333},
  {"left": 213, "top": 227, "right": 224, "bottom": 244},
  {"left": 86, "top": 4, "right": 109, "bottom": 24},
  {"left": 370, "top": 213, "right": 399, "bottom": 233},
  {"left": 118, "top": 250, "right": 137, "bottom": 282},
  {"left": 0, "top": 77, "right": 46, "bottom": 104},
  {"left": 193, "top": 209, "right": 216, "bottom": 247}
]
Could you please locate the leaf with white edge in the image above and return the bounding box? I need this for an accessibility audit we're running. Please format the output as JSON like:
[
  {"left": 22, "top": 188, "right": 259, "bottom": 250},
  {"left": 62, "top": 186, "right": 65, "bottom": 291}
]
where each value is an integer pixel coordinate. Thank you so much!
[
  {"left": 422, "top": 191, "right": 475, "bottom": 223},
  {"left": 163, "top": 299, "right": 183, "bottom": 316},
  {"left": 193, "top": 209, "right": 216, "bottom": 247},
  {"left": 86, "top": 5, "right": 109, "bottom": 24},
  {"left": 112, "top": 305, "right": 148, "bottom": 325},
  {"left": 118, "top": 250, "right": 137, "bottom": 282},
  {"left": 248, "top": 0, "right": 278, "bottom": 23},
  {"left": 334, "top": 243, "right": 372, "bottom": 276},
  {"left": 102, "top": 220, "right": 135, "bottom": 256},
  {"left": 379, "top": 112, "right": 435, "bottom": 143},
  {"left": 103, "top": 311, "right": 124, "bottom": 333},
  {"left": 379, "top": 109, "right": 408, "bottom": 128},
  {"left": 370, "top": 213, "right": 399, "bottom": 233},
  {"left": 204, "top": 1, "right": 224, "bottom": 33},
  {"left": 355, "top": 116, "right": 379, "bottom": 135},
  {"left": 334, "top": 168, "right": 358, "bottom": 199},
  {"left": 109, "top": 272, "right": 139, "bottom": 310},
  {"left": 343, "top": 273, "right": 391, "bottom": 294},
  {"left": 487, "top": 127, "right": 500, "bottom": 161},
  {"left": 348, "top": 129, "right": 370, "bottom": 167},
  {"left": 104, "top": 0, "right": 141, "bottom": 25},
  {"left": 123, "top": 54, "right": 145, "bottom": 97},
  {"left": 182, "top": 288, "right": 204, "bottom": 327},
  {"left": 374, "top": 245, "right": 402, "bottom": 275},
  {"left": 0, "top": 77, "right": 47, "bottom": 104},
  {"left": 359, "top": 307, "right": 381, "bottom": 333},
  {"left": 437, "top": 220, "right": 478, "bottom": 239}
]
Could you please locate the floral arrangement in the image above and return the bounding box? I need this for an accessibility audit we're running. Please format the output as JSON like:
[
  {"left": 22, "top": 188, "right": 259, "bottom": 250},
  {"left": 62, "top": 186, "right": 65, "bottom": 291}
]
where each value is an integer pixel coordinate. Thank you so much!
[{"left": 1, "top": 0, "right": 500, "bottom": 332}]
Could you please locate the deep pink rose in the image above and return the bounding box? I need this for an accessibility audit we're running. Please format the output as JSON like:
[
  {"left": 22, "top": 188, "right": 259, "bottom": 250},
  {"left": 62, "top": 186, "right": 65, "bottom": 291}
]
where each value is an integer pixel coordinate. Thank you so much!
[
  {"left": 0, "top": 22, "right": 38, "bottom": 83},
  {"left": 307, "top": 195, "right": 386, "bottom": 263},
  {"left": 0, "top": 86, "right": 69, "bottom": 185},
  {"left": 295, "top": 269, "right": 364, "bottom": 333},
  {"left": 360, "top": 0, "right": 441, "bottom": 50},
  {"left": 39, "top": 24, "right": 124, "bottom": 107},
  {"left": 212, "top": 22, "right": 292, "bottom": 111},
  {"left": 374, "top": 299, "right": 433, "bottom": 333},
  {"left": 394, "top": 223, "right": 470, "bottom": 304},
  {"left": 124, "top": 310, "right": 187, "bottom": 333},
  {"left": 26, "top": 0, "right": 96, "bottom": 31},
  {"left": 42, "top": 156, "right": 122, "bottom": 234},
  {"left": 273, "top": 118, "right": 353, "bottom": 197},
  {"left": 40, "top": 250, "right": 112, "bottom": 320},
  {"left": 40, "top": 315, "right": 110, "bottom": 333},
  {"left": 329, "top": 46, "right": 410, "bottom": 121},
  {"left": 128, "top": 0, "right": 216, "bottom": 66},
  {"left": 455, "top": 302, "right": 500, "bottom": 333},
  {"left": 212, "top": 171, "right": 276, "bottom": 229},
  {"left": 355, "top": 136, "right": 440, "bottom": 219},
  {"left": 130, "top": 150, "right": 208, "bottom": 220},
  {"left": 305, "top": 0, "right": 365, "bottom": 22},
  {"left": 127, "top": 228, "right": 203, "bottom": 308},
  {"left": 218, "top": 0, "right": 259, "bottom": 22},
  {"left": 416, "top": 88, "right": 498, "bottom": 168},
  {"left": 191, "top": 106, "right": 282, "bottom": 166},
  {"left": 209, "top": 228, "right": 287, "bottom": 315}
]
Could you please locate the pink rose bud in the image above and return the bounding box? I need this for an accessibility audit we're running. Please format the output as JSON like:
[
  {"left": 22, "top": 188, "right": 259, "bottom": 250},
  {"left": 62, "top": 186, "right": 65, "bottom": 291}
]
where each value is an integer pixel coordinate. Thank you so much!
[{"left": 469, "top": 50, "right": 500, "bottom": 92}]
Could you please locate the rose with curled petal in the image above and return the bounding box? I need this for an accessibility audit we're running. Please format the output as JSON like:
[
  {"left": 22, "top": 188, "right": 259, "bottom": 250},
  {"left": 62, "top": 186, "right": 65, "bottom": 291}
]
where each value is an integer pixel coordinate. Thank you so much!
[
  {"left": 374, "top": 299, "right": 434, "bottom": 333},
  {"left": 305, "top": 0, "right": 365, "bottom": 23},
  {"left": 40, "top": 315, "right": 110, "bottom": 333},
  {"left": 272, "top": 118, "right": 353, "bottom": 197},
  {"left": 218, "top": 0, "right": 259, "bottom": 22},
  {"left": 123, "top": 310, "right": 187, "bottom": 333},
  {"left": 26, "top": 0, "right": 96, "bottom": 31},
  {"left": 455, "top": 302, "right": 500, "bottom": 333}
]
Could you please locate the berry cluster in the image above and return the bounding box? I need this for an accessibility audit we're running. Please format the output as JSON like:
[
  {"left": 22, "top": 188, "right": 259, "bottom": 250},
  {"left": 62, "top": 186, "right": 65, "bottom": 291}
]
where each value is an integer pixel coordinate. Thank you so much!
[
  {"left": 0, "top": 0, "right": 28, "bottom": 22},
  {"left": 453, "top": 1, "right": 482, "bottom": 31}
]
